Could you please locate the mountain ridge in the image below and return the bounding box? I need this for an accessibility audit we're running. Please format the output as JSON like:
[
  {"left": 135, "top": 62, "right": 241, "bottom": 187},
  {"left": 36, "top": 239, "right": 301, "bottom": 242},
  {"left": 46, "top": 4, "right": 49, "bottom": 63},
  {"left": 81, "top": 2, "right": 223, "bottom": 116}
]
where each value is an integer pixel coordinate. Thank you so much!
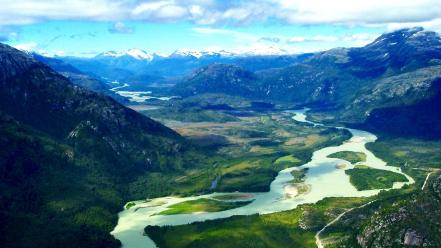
[
  {"left": 170, "top": 27, "right": 441, "bottom": 139},
  {"left": 0, "top": 42, "right": 210, "bottom": 247}
]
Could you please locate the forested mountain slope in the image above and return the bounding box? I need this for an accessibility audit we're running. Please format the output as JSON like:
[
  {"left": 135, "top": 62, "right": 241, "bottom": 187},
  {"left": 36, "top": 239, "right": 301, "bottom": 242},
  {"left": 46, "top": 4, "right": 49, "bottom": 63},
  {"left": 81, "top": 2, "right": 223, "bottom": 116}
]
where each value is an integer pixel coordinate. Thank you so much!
[{"left": 0, "top": 43, "right": 208, "bottom": 247}]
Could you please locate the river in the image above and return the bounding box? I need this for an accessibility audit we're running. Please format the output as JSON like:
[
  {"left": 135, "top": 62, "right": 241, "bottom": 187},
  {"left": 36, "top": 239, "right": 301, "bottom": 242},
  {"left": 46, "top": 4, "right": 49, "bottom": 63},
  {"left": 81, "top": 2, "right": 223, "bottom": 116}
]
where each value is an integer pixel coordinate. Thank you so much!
[{"left": 111, "top": 109, "right": 414, "bottom": 248}]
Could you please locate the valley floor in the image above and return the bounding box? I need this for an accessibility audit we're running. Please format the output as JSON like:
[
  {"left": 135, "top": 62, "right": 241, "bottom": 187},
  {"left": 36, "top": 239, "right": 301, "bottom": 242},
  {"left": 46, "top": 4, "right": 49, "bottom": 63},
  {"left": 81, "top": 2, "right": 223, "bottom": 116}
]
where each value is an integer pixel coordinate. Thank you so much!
[{"left": 110, "top": 104, "right": 437, "bottom": 248}]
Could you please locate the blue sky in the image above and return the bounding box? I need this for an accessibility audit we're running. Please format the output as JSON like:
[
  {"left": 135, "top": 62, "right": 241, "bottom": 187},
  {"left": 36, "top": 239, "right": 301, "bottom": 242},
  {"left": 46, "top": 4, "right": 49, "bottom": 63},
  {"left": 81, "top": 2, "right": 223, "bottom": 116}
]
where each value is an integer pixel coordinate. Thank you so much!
[{"left": 1, "top": 0, "right": 440, "bottom": 57}]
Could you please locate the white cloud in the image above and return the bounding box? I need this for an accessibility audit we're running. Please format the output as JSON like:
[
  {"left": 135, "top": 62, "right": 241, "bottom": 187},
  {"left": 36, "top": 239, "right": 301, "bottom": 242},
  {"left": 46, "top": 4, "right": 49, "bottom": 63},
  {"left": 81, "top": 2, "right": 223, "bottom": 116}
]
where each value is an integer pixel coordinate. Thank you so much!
[
  {"left": 12, "top": 42, "right": 66, "bottom": 57},
  {"left": 192, "top": 27, "right": 381, "bottom": 53},
  {"left": 287, "top": 35, "right": 339, "bottom": 43},
  {"left": 259, "top": 37, "right": 281, "bottom": 43},
  {"left": 13, "top": 42, "right": 38, "bottom": 51},
  {"left": 108, "top": 22, "right": 133, "bottom": 33},
  {"left": 386, "top": 18, "right": 441, "bottom": 34},
  {"left": 342, "top": 33, "right": 379, "bottom": 46},
  {"left": 0, "top": 0, "right": 127, "bottom": 25},
  {"left": 192, "top": 27, "right": 257, "bottom": 42},
  {"left": 132, "top": 1, "right": 171, "bottom": 15},
  {"left": 132, "top": 1, "right": 189, "bottom": 21},
  {"left": 274, "top": 0, "right": 441, "bottom": 25},
  {"left": 154, "top": 5, "right": 188, "bottom": 19},
  {"left": 0, "top": 0, "right": 439, "bottom": 28}
]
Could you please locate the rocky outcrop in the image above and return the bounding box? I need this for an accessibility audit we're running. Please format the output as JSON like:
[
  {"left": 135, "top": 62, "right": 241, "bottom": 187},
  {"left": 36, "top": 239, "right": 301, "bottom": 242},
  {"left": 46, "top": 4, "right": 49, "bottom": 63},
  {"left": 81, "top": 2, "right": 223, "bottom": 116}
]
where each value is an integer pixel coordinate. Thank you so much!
[{"left": 357, "top": 175, "right": 441, "bottom": 248}]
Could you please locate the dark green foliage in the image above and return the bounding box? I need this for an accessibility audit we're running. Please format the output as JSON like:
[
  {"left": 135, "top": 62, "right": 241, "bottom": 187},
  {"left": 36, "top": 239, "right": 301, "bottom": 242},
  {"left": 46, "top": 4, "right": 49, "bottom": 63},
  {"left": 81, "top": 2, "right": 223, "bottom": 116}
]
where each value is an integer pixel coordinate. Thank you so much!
[
  {"left": 173, "top": 64, "right": 259, "bottom": 98},
  {"left": 0, "top": 113, "right": 121, "bottom": 248},
  {"left": 157, "top": 198, "right": 252, "bottom": 215},
  {"left": 359, "top": 80, "right": 441, "bottom": 139},
  {"left": 329, "top": 175, "right": 441, "bottom": 248},
  {"left": 143, "top": 197, "right": 369, "bottom": 248},
  {"left": 172, "top": 28, "right": 441, "bottom": 139},
  {"left": 0, "top": 43, "right": 212, "bottom": 247},
  {"left": 318, "top": 134, "right": 441, "bottom": 247},
  {"left": 366, "top": 136, "right": 441, "bottom": 186},
  {"left": 345, "top": 168, "right": 408, "bottom": 190},
  {"left": 146, "top": 108, "right": 239, "bottom": 123},
  {"left": 328, "top": 151, "right": 366, "bottom": 164}
]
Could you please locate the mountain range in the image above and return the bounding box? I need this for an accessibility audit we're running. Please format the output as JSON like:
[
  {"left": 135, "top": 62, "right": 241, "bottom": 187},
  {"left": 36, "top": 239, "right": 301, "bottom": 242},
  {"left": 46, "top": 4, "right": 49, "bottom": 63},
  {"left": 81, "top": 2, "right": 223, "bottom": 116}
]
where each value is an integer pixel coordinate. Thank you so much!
[
  {"left": 0, "top": 43, "right": 209, "bottom": 247},
  {"left": 171, "top": 27, "right": 441, "bottom": 139},
  {"left": 29, "top": 27, "right": 441, "bottom": 140},
  {"left": 58, "top": 49, "right": 312, "bottom": 87},
  {"left": 2, "top": 27, "right": 441, "bottom": 248}
]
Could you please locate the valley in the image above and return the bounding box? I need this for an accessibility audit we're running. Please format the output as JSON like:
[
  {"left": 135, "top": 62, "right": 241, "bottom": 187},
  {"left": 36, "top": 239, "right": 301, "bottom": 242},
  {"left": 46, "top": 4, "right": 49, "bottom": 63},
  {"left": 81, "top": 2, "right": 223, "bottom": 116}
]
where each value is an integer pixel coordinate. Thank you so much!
[
  {"left": 1, "top": 24, "right": 440, "bottom": 248},
  {"left": 111, "top": 109, "right": 414, "bottom": 248}
]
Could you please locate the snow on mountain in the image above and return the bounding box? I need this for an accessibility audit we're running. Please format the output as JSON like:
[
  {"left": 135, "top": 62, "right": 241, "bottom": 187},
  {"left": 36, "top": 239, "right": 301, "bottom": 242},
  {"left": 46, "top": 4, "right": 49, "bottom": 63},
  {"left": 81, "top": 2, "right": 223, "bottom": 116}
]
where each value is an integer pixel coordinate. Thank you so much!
[
  {"left": 125, "top": 49, "right": 154, "bottom": 60},
  {"left": 170, "top": 48, "right": 237, "bottom": 58},
  {"left": 97, "top": 46, "right": 294, "bottom": 61},
  {"left": 170, "top": 49, "right": 203, "bottom": 58},
  {"left": 97, "top": 48, "right": 154, "bottom": 61},
  {"left": 235, "top": 44, "right": 291, "bottom": 56}
]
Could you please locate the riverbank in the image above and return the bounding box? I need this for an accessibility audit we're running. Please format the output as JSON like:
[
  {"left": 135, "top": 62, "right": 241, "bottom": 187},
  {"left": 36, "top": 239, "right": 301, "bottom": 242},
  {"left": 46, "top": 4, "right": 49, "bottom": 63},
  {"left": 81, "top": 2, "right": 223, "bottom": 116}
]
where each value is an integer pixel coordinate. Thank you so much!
[{"left": 111, "top": 109, "right": 414, "bottom": 248}]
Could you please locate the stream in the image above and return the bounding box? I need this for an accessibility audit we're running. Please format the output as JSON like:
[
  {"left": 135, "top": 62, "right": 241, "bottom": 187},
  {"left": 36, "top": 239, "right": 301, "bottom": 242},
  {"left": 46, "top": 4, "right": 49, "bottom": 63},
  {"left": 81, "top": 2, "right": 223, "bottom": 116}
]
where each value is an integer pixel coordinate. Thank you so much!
[{"left": 111, "top": 109, "right": 414, "bottom": 248}]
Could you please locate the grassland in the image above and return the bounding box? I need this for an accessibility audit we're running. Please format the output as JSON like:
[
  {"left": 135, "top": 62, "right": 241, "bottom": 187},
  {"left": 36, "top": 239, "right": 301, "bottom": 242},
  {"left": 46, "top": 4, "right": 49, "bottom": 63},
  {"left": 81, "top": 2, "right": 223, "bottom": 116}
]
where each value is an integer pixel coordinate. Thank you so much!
[
  {"left": 211, "top": 193, "right": 254, "bottom": 201},
  {"left": 366, "top": 136, "right": 441, "bottom": 186},
  {"left": 146, "top": 108, "right": 239, "bottom": 123},
  {"left": 328, "top": 151, "right": 366, "bottom": 164},
  {"left": 345, "top": 167, "right": 408, "bottom": 190},
  {"left": 139, "top": 107, "right": 441, "bottom": 247},
  {"left": 139, "top": 108, "right": 351, "bottom": 194},
  {"left": 157, "top": 198, "right": 252, "bottom": 215},
  {"left": 144, "top": 197, "right": 370, "bottom": 248},
  {"left": 275, "top": 154, "right": 301, "bottom": 166}
]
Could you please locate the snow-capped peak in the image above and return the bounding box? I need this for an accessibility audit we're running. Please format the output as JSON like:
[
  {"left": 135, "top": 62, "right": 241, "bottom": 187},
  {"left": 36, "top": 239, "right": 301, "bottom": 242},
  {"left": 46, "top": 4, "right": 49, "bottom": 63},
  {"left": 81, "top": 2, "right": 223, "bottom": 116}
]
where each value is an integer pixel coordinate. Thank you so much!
[
  {"left": 97, "top": 48, "right": 154, "bottom": 61},
  {"left": 170, "top": 49, "right": 205, "bottom": 58},
  {"left": 97, "top": 46, "right": 293, "bottom": 60},
  {"left": 236, "top": 44, "right": 290, "bottom": 56},
  {"left": 170, "top": 48, "right": 237, "bottom": 58},
  {"left": 125, "top": 48, "right": 153, "bottom": 60},
  {"left": 100, "top": 51, "right": 119, "bottom": 57}
]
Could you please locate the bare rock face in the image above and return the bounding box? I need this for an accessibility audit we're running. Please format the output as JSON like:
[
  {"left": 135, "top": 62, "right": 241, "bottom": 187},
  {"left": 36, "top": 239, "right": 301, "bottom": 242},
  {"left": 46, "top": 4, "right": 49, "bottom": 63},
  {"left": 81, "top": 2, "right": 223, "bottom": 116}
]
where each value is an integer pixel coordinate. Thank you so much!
[
  {"left": 357, "top": 174, "right": 441, "bottom": 248},
  {"left": 403, "top": 230, "right": 422, "bottom": 246}
]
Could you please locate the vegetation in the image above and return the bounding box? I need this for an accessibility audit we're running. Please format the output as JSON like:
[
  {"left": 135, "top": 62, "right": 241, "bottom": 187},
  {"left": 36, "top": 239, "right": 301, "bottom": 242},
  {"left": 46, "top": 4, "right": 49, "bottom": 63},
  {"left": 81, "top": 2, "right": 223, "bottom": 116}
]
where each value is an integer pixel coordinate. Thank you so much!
[
  {"left": 125, "top": 202, "right": 136, "bottom": 210},
  {"left": 354, "top": 164, "right": 369, "bottom": 169},
  {"left": 314, "top": 134, "right": 441, "bottom": 247},
  {"left": 158, "top": 198, "right": 253, "bottom": 215},
  {"left": 367, "top": 136, "right": 441, "bottom": 186},
  {"left": 0, "top": 113, "right": 121, "bottom": 248},
  {"left": 0, "top": 45, "right": 215, "bottom": 248},
  {"left": 275, "top": 154, "right": 301, "bottom": 166},
  {"left": 328, "top": 151, "right": 366, "bottom": 164},
  {"left": 211, "top": 194, "right": 254, "bottom": 201},
  {"left": 291, "top": 168, "right": 308, "bottom": 183},
  {"left": 144, "top": 197, "right": 370, "bottom": 248},
  {"left": 345, "top": 167, "right": 408, "bottom": 190},
  {"left": 145, "top": 108, "right": 239, "bottom": 123},
  {"left": 3, "top": 28, "right": 441, "bottom": 248},
  {"left": 215, "top": 156, "right": 283, "bottom": 192},
  {"left": 147, "top": 110, "right": 352, "bottom": 193},
  {"left": 319, "top": 175, "right": 441, "bottom": 248}
]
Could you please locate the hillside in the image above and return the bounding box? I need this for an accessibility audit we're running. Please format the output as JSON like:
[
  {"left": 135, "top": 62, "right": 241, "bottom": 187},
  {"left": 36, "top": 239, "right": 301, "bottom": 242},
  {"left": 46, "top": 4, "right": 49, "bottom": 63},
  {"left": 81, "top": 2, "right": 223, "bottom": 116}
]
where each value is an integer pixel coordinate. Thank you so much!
[
  {"left": 31, "top": 53, "right": 110, "bottom": 93},
  {"left": 60, "top": 52, "right": 311, "bottom": 86},
  {"left": 173, "top": 64, "right": 259, "bottom": 98},
  {"left": 0, "top": 43, "right": 209, "bottom": 247},
  {"left": 173, "top": 28, "right": 441, "bottom": 138},
  {"left": 357, "top": 174, "right": 441, "bottom": 247}
]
